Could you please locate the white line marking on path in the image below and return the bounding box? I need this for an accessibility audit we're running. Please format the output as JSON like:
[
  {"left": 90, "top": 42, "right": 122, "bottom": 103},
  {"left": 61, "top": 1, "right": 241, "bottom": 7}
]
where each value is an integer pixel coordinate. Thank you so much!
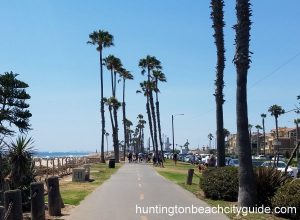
[
  {"left": 138, "top": 183, "right": 142, "bottom": 188},
  {"left": 140, "top": 193, "right": 144, "bottom": 200}
]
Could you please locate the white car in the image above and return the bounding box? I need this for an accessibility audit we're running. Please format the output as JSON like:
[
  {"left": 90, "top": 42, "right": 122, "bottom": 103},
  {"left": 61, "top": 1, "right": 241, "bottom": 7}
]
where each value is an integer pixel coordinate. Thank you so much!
[{"left": 261, "top": 161, "right": 294, "bottom": 177}]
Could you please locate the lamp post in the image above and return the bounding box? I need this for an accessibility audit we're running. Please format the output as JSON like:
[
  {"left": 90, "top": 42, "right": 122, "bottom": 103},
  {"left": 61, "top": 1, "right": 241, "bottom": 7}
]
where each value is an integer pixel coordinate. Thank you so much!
[{"left": 172, "top": 114, "right": 184, "bottom": 154}]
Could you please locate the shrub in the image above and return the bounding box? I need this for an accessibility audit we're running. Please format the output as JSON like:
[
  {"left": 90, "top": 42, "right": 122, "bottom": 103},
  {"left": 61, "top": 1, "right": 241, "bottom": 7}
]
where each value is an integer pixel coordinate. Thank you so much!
[
  {"left": 255, "top": 167, "right": 291, "bottom": 207},
  {"left": 271, "top": 179, "right": 300, "bottom": 219},
  {"left": 200, "top": 166, "right": 238, "bottom": 201}
]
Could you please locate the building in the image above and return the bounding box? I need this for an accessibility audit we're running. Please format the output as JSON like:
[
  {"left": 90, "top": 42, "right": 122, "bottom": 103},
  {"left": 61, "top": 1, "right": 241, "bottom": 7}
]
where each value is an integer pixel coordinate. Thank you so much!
[{"left": 226, "top": 126, "right": 299, "bottom": 156}]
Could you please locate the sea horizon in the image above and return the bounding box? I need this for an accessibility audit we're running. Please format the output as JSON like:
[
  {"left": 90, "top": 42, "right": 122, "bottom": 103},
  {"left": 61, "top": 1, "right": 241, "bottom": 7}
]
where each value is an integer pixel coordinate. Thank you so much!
[{"left": 33, "top": 150, "right": 93, "bottom": 158}]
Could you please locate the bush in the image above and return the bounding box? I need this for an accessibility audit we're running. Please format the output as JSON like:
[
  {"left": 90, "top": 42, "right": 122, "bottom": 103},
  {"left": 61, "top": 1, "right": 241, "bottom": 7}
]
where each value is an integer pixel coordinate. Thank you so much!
[
  {"left": 271, "top": 179, "right": 300, "bottom": 219},
  {"left": 200, "top": 166, "right": 238, "bottom": 201},
  {"left": 255, "top": 167, "right": 291, "bottom": 207}
]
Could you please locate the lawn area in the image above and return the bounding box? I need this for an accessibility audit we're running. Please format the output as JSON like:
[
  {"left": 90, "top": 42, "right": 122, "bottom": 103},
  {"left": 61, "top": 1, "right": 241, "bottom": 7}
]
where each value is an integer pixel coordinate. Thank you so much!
[
  {"left": 59, "top": 162, "right": 122, "bottom": 205},
  {"left": 155, "top": 159, "right": 284, "bottom": 220}
]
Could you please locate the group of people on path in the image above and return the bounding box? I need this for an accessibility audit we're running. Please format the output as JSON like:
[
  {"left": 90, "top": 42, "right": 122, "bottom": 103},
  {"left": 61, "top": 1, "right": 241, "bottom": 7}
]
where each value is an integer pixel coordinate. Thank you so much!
[{"left": 127, "top": 152, "right": 164, "bottom": 167}]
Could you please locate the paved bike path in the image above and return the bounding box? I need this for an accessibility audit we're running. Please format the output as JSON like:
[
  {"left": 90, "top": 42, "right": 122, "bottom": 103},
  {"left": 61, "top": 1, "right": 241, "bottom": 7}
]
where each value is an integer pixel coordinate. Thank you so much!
[{"left": 67, "top": 163, "right": 229, "bottom": 220}]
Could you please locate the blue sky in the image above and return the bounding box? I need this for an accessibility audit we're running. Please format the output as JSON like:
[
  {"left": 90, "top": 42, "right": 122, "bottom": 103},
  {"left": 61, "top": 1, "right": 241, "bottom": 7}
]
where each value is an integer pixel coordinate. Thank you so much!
[{"left": 0, "top": 0, "right": 299, "bottom": 151}]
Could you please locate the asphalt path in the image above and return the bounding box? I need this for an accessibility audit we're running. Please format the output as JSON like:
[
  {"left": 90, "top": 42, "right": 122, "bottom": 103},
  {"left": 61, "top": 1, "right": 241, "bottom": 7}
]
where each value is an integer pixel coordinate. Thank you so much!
[{"left": 67, "top": 163, "right": 229, "bottom": 220}]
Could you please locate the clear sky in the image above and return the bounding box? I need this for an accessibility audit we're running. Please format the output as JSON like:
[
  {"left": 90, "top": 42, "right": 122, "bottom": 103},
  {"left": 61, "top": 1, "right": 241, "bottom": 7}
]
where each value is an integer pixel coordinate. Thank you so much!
[{"left": 0, "top": 0, "right": 299, "bottom": 152}]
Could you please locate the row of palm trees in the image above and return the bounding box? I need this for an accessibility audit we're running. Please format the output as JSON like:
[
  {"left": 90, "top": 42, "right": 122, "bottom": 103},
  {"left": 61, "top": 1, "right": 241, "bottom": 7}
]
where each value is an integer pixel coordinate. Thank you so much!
[
  {"left": 88, "top": 31, "right": 134, "bottom": 163},
  {"left": 88, "top": 31, "right": 167, "bottom": 163},
  {"left": 137, "top": 56, "right": 166, "bottom": 160},
  {"left": 210, "top": 0, "right": 256, "bottom": 207}
]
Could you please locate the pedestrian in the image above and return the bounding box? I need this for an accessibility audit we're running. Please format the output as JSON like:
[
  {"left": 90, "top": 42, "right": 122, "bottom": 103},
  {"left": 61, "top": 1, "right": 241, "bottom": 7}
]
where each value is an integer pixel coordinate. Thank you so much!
[{"left": 173, "top": 152, "right": 178, "bottom": 166}]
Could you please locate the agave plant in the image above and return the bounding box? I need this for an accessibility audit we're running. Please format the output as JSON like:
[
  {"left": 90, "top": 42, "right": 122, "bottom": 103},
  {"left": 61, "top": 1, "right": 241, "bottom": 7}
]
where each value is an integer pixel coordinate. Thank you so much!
[
  {"left": 7, "top": 136, "right": 35, "bottom": 189},
  {"left": 255, "top": 167, "right": 291, "bottom": 207}
]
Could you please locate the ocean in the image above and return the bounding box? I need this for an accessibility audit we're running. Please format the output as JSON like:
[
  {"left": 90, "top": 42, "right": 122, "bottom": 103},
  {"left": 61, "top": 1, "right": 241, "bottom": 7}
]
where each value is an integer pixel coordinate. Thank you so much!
[{"left": 34, "top": 151, "right": 91, "bottom": 158}]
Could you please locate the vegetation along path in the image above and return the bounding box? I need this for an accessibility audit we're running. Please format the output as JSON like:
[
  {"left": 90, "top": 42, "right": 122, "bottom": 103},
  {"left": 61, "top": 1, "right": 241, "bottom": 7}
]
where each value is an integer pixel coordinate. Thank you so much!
[{"left": 67, "top": 163, "right": 229, "bottom": 220}]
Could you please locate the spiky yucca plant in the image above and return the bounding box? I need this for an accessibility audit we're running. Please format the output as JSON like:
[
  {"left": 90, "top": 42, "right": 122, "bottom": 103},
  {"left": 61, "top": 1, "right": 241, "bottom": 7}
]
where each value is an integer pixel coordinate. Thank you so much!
[{"left": 255, "top": 167, "right": 291, "bottom": 207}]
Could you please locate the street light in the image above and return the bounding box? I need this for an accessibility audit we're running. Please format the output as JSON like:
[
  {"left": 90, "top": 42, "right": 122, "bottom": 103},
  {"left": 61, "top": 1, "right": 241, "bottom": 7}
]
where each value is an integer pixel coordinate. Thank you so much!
[{"left": 172, "top": 114, "right": 184, "bottom": 154}]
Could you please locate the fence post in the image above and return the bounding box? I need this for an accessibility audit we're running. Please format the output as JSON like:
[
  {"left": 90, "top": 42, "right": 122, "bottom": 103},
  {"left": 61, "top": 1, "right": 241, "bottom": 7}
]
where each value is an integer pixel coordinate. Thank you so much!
[
  {"left": 0, "top": 206, "right": 5, "bottom": 220},
  {"left": 186, "top": 169, "right": 194, "bottom": 185},
  {"left": 0, "top": 191, "right": 3, "bottom": 206},
  {"left": 31, "top": 182, "right": 45, "bottom": 220},
  {"left": 47, "top": 176, "right": 61, "bottom": 216},
  {"left": 4, "top": 189, "right": 23, "bottom": 220}
]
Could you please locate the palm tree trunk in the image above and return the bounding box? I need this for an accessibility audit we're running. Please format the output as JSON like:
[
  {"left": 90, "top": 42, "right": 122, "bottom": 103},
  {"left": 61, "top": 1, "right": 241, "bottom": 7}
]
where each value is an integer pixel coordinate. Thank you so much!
[
  {"left": 262, "top": 118, "right": 266, "bottom": 155},
  {"left": 235, "top": 0, "right": 257, "bottom": 207},
  {"left": 122, "top": 79, "right": 127, "bottom": 161},
  {"left": 146, "top": 101, "right": 155, "bottom": 153},
  {"left": 216, "top": 102, "right": 225, "bottom": 166},
  {"left": 211, "top": 0, "right": 226, "bottom": 167},
  {"left": 113, "top": 107, "right": 119, "bottom": 163},
  {"left": 156, "top": 99, "right": 164, "bottom": 160},
  {"left": 149, "top": 91, "right": 159, "bottom": 158},
  {"left": 99, "top": 50, "right": 105, "bottom": 163},
  {"left": 236, "top": 68, "right": 257, "bottom": 207}
]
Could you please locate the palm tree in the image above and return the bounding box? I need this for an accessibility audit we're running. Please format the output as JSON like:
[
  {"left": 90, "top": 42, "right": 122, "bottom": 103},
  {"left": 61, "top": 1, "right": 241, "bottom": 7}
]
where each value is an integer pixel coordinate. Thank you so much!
[
  {"left": 119, "top": 68, "right": 133, "bottom": 161},
  {"left": 233, "top": 0, "right": 257, "bottom": 207},
  {"left": 139, "top": 56, "right": 162, "bottom": 158},
  {"left": 248, "top": 124, "right": 253, "bottom": 150},
  {"left": 137, "top": 81, "right": 155, "bottom": 154},
  {"left": 211, "top": 0, "right": 226, "bottom": 167},
  {"left": 255, "top": 125, "right": 262, "bottom": 155},
  {"left": 261, "top": 113, "right": 267, "bottom": 155},
  {"left": 208, "top": 133, "right": 214, "bottom": 149},
  {"left": 104, "top": 97, "right": 121, "bottom": 162},
  {"left": 153, "top": 70, "right": 166, "bottom": 160},
  {"left": 137, "top": 114, "right": 146, "bottom": 153},
  {"left": 294, "top": 118, "right": 300, "bottom": 162},
  {"left": 268, "top": 105, "right": 285, "bottom": 157},
  {"left": 87, "top": 30, "right": 114, "bottom": 163},
  {"left": 104, "top": 55, "right": 123, "bottom": 162}
]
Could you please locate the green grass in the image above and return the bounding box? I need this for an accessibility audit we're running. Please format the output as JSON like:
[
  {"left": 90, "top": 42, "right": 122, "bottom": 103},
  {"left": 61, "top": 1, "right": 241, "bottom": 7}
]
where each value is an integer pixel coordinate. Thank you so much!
[
  {"left": 155, "top": 159, "right": 284, "bottom": 220},
  {"left": 59, "top": 162, "right": 122, "bottom": 205}
]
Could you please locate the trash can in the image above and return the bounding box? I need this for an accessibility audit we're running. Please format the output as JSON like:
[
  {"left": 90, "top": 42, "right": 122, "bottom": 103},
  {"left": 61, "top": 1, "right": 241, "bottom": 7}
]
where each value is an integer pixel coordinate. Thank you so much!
[{"left": 109, "top": 159, "right": 115, "bottom": 168}]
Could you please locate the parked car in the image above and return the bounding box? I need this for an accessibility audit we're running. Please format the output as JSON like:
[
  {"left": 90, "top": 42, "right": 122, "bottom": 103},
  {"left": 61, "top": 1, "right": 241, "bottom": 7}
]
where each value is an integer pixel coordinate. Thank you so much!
[
  {"left": 297, "top": 163, "right": 300, "bottom": 178},
  {"left": 261, "top": 161, "right": 294, "bottom": 177},
  {"left": 228, "top": 159, "right": 239, "bottom": 167}
]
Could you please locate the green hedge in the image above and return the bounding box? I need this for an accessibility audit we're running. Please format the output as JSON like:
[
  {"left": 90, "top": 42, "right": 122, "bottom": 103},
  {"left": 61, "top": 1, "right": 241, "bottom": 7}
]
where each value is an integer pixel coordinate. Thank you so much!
[
  {"left": 272, "top": 179, "right": 300, "bottom": 219},
  {"left": 200, "top": 166, "right": 238, "bottom": 201}
]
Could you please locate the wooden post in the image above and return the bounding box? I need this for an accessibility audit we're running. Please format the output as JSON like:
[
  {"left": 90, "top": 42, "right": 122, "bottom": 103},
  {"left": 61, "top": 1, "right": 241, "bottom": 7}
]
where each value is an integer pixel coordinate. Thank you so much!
[
  {"left": 31, "top": 182, "right": 45, "bottom": 220},
  {"left": 0, "top": 206, "right": 5, "bottom": 220},
  {"left": 46, "top": 159, "right": 49, "bottom": 179},
  {"left": 52, "top": 159, "right": 55, "bottom": 176},
  {"left": 186, "top": 169, "right": 194, "bottom": 185},
  {"left": 47, "top": 176, "right": 61, "bottom": 216},
  {"left": 4, "top": 189, "right": 23, "bottom": 220},
  {"left": 57, "top": 158, "right": 59, "bottom": 176}
]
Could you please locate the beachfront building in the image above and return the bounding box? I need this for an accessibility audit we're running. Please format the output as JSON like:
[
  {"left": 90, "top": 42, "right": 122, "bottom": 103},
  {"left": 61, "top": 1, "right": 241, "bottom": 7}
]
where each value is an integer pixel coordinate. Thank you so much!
[{"left": 226, "top": 127, "right": 299, "bottom": 156}]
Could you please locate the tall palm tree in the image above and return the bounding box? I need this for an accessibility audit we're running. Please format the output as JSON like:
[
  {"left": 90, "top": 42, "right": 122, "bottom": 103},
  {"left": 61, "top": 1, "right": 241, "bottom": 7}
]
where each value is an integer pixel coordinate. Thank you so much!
[
  {"left": 119, "top": 69, "right": 133, "bottom": 161},
  {"left": 137, "top": 81, "right": 155, "bottom": 154},
  {"left": 87, "top": 30, "right": 114, "bottom": 163},
  {"left": 233, "top": 0, "right": 257, "bottom": 207},
  {"left": 104, "top": 55, "right": 123, "bottom": 162},
  {"left": 208, "top": 133, "right": 214, "bottom": 149},
  {"left": 137, "top": 114, "right": 146, "bottom": 153},
  {"left": 255, "top": 125, "right": 262, "bottom": 155},
  {"left": 261, "top": 113, "right": 267, "bottom": 155},
  {"left": 211, "top": 0, "right": 226, "bottom": 167},
  {"left": 153, "top": 70, "right": 166, "bottom": 160},
  {"left": 294, "top": 118, "right": 300, "bottom": 162},
  {"left": 139, "top": 56, "right": 162, "bottom": 158},
  {"left": 104, "top": 97, "right": 121, "bottom": 162},
  {"left": 268, "top": 105, "right": 285, "bottom": 157},
  {"left": 248, "top": 124, "right": 253, "bottom": 150}
]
